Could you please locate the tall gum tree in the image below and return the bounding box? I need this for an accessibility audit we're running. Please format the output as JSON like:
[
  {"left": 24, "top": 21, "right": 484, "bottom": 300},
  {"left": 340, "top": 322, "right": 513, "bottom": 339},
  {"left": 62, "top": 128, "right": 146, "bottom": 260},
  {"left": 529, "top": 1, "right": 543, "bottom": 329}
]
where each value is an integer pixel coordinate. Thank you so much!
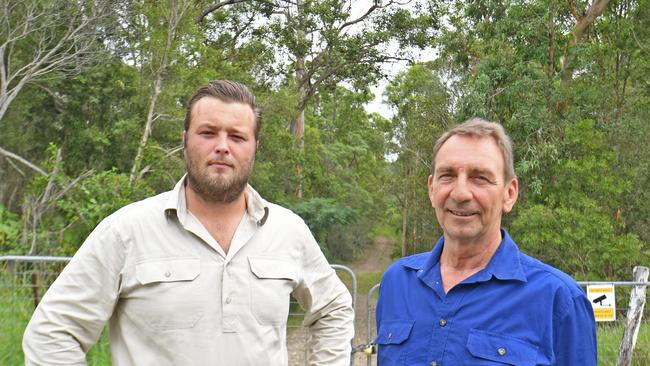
[
  {"left": 436, "top": 0, "right": 649, "bottom": 276},
  {"left": 0, "top": 0, "right": 111, "bottom": 175},
  {"left": 124, "top": 0, "right": 196, "bottom": 184},
  {"left": 386, "top": 64, "right": 451, "bottom": 256},
  {"left": 197, "top": 0, "right": 438, "bottom": 196}
]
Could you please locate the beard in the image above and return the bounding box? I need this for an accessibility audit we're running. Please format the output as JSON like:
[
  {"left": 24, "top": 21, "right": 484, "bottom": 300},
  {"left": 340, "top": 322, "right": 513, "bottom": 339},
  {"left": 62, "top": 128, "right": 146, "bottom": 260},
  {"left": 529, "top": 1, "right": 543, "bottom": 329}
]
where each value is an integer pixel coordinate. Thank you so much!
[{"left": 184, "top": 150, "right": 255, "bottom": 204}]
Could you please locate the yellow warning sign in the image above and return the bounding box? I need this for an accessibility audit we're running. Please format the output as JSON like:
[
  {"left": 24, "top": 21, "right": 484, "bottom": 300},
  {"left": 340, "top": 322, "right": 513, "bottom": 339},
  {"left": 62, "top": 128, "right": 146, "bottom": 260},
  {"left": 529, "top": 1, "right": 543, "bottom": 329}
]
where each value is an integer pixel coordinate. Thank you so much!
[
  {"left": 587, "top": 285, "right": 616, "bottom": 322},
  {"left": 594, "top": 308, "right": 615, "bottom": 318},
  {"left": 589, "top": 287, "right": 612, "bottom": 293}
]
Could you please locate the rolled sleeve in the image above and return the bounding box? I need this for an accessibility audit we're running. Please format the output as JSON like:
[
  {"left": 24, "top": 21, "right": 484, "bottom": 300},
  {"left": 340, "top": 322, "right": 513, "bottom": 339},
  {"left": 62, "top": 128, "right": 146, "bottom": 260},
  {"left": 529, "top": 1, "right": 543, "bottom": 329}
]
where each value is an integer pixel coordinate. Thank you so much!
[
  {"left": 23, "top": 220, "right": 124, "bottom": 365},
  {"left": 292, "top": 223, "right": 354, "bottom": 366}
]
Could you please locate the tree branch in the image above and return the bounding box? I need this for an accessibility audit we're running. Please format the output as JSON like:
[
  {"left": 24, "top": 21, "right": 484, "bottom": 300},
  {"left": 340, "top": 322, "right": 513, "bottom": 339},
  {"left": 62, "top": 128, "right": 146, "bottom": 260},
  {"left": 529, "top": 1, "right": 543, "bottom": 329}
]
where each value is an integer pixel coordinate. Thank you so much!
[
  {"left": 5, "top": 156, "right": 26, "bottom": 177},
  {"left": 339, "top": 2, "right": 378, "bottom": 31},
  {"left": 44, "top": 169, "right": 95, "bottom": 213},
  {"left": 196, "top": 0, "right": 249, "bottom": 23},
  {"left": 573, "top": 0, "right": 610, "bottom": 43},
  {"left": 561, "top": 0, "right": 612, "bottom": 82},
  {"left": 0, "top": 146, "right": 46, "bottom": 175},
  {"left": 567, "top": 0, "right": 581, "bottom": 22},
  {"left": 40, "top": 148, "right": 62, "bottom": 205},
  {"left": 632, "top": 28, "right": 650, "bottom": 55},
  {"left": 0, "top": 0, "right": 109, "bottom": 122}
]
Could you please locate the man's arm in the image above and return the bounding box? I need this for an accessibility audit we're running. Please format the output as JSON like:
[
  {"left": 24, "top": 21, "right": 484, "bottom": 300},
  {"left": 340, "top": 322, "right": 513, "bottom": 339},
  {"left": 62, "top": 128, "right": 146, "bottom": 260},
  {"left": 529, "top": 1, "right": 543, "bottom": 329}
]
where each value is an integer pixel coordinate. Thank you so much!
[
  {"left": 553, "top": 290, "right": 598, "bottom": 365},
  {"left": 22, "top": 219, "right": 125, "bottom": 365},
  {"left": 292, "top": 223, "right": 354, "bottom": 366}
]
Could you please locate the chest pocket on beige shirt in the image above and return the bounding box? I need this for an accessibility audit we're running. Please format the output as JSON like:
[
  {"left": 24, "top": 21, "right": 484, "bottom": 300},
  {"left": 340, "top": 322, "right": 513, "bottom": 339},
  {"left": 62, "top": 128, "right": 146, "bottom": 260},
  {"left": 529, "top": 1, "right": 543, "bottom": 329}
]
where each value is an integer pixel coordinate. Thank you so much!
[
  {"left": 133, "top": 258, "right": 204, "bottom": 331},
  {"left": 248, "top": 256, "right": 298, "bottom": 325}
]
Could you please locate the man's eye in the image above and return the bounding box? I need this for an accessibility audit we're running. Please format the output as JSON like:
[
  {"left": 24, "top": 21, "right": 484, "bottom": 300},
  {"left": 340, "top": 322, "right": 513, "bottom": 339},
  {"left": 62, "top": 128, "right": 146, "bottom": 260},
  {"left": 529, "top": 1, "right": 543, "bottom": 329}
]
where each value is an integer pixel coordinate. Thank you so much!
[{"left": 199, "top": 131, "right": 214, "bottom": 135}]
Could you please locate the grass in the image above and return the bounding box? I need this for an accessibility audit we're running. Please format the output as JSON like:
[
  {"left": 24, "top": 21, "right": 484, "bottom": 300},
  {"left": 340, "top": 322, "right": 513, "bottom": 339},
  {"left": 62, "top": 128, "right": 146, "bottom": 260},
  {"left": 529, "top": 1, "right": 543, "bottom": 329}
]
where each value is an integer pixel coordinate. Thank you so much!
[
  {"left": 0, "top": 263, "right": 113, "bottom": 365},
  {"left": 598, "top": 322, "right": 650, "bottom": 365}
]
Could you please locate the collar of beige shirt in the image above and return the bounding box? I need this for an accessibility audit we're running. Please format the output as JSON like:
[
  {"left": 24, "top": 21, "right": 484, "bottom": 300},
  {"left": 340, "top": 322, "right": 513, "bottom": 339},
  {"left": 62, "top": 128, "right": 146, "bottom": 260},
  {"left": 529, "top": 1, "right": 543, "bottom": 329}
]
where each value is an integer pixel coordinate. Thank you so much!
[
  {"left": 162, "top": 174, "right": 270, "bottom": 259},
  {"left": 163, "top": 174, "right": 269, "bottom": 224}
]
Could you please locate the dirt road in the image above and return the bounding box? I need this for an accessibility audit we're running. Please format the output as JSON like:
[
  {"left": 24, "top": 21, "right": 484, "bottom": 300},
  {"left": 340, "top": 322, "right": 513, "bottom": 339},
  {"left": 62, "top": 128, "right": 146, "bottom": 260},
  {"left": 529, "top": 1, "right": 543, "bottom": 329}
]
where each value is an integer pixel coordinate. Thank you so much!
[{"left": 287, "top": 236, "right": 395, "bottom": 366}]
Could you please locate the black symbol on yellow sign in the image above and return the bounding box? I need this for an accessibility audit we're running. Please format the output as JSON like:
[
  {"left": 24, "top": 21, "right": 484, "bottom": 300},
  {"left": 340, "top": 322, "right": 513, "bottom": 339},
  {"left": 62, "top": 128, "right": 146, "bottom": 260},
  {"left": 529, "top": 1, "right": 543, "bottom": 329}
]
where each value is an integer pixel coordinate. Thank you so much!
[{"left": 592, "top": 294, "right": 608, "bottom": 306}]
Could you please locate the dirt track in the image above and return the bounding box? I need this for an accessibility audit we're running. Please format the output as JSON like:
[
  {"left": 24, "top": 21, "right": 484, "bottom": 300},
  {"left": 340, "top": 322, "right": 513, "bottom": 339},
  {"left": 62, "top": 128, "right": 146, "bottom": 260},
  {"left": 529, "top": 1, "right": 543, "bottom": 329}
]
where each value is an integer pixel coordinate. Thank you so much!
[{"left": 287, "top": 236, "right": 394, "bottom": 366}]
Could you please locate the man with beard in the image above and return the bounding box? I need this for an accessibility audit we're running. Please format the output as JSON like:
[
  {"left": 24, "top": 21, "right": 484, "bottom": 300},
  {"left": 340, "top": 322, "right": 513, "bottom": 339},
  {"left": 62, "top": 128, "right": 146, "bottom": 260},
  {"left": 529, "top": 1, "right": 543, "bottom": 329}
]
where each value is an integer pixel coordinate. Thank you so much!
[{"left": 23, "top": 80, "right": 354, "bottom": 366}]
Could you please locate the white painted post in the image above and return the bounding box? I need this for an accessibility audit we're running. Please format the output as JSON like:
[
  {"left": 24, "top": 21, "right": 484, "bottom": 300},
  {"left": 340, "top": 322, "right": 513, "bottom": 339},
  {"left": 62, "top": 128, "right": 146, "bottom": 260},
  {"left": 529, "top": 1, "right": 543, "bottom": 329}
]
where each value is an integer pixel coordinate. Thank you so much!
[{"left": 616, "top": 266, "right": 649, "bottom": 366}]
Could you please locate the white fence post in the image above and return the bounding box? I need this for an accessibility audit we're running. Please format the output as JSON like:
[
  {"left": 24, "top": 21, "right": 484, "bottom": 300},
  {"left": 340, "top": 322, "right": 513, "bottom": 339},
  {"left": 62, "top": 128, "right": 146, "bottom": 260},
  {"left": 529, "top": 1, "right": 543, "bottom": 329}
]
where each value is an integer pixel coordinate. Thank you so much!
[{"left": 616, "top": 266, "right": 649, "bottom": 366}]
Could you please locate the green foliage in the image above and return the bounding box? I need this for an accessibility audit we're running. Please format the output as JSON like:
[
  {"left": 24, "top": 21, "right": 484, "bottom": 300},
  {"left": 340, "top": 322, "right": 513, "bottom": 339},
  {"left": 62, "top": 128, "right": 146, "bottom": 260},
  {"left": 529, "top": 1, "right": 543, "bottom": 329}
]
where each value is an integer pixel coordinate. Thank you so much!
[
  {"left": 0, "top": 205, "right": 21, "bottom": 254},
  {"left": 511, "top": 203, "right": 645, "bottom": 279},
  {"left": 252, "top": 85, "right": 395, "bottom": 260},
  {"left": 385, "top": 63, "right": 450, "bottom": 255},
  {"left": 250, "top": 87, "right": 302, "bottom": 201},
  {"left": 0, "top": 0, "right": 648, "bottom": 281},
  {"left": 598, "top": 323, "right": 650, "bottom": 365},
  {"left": 510, "top": 121, "right": 648, "bottom": 279},
  {"left": 437, "top": 0, "right": 650, "bottom": 276},
  {"left": 285, "top": 198, "right": 357, "bottom": 260},
  {"left": 54, "top": 170, "right": 154, "bottom": 256}
]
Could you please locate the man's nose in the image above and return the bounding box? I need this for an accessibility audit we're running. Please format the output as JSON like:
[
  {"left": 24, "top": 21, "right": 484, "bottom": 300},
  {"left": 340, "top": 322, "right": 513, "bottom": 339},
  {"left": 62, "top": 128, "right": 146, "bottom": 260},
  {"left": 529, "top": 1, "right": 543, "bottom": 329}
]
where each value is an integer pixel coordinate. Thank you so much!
[
  {"left": 213, "top": 135, "right": 230, "bottom": 154},
  {"left": 449, "top": 176, "right": 472, "bottom": 202}
]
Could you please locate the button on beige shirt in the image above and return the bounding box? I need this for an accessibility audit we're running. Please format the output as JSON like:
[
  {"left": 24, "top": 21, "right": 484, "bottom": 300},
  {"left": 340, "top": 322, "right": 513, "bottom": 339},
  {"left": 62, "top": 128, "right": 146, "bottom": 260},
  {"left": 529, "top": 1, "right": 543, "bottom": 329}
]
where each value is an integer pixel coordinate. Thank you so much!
[{"left": 23, "top": 177, "right": 354, "bottom": 365}]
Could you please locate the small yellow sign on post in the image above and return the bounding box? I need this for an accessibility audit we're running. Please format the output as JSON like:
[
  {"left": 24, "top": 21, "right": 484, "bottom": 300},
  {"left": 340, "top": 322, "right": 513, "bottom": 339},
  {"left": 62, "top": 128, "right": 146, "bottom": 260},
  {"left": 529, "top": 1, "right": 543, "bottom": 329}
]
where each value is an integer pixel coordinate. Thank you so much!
[{"left": 586, "top": 285, "right": 616, "bottom": 322}]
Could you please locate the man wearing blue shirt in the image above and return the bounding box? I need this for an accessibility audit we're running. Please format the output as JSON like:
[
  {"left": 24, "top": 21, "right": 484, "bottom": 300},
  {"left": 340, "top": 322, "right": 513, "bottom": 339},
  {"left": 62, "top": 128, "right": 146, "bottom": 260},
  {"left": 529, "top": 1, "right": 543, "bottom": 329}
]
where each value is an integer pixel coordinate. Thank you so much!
[{"left": 375, "top": 118, "right": 597, "bottom": 365}]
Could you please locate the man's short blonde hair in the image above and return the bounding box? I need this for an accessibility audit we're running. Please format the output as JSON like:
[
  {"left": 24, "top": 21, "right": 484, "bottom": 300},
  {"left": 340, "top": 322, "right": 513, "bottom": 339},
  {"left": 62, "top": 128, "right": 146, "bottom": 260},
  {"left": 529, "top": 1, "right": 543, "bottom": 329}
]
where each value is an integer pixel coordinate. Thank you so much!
[{"left": 432, "top": 118, "right": 516, "bottom": 181}]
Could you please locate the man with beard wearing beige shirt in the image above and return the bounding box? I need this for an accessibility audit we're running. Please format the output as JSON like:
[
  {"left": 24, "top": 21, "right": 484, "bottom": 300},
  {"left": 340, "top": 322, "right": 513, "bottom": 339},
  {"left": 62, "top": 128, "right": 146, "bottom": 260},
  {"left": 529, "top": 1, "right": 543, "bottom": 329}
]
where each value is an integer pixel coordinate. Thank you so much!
[{"left": 23, "top": 80, "right": 354, "bottom": 366}]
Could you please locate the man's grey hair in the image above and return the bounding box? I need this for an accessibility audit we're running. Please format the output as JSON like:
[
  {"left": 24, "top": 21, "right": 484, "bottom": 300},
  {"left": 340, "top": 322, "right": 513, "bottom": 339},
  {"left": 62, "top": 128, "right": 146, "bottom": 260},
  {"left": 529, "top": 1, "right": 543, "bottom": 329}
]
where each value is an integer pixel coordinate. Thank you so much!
[{"left": 432, "top": 118, "right": 516, "bottom": 181}]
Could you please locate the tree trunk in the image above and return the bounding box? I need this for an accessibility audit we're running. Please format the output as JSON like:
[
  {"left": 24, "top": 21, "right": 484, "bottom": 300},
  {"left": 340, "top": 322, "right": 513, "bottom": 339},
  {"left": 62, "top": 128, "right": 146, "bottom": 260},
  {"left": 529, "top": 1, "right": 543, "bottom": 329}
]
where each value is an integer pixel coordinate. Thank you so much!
[
  {"left": 129, "top": 0, "right": 184, "bottom": 184},
  {"left": 28, "top": 148, "right": 62, "bottom": 255},
  {"left": 129, "top": 75, "right": 163, "bottom": 183},
  {"left": 616, "top": 266, "right": 649, "bottom": 366},
  {"left": 561, "top": 0, "right": 612, "bottom": 83},
  {"left": 289, "top": 0, "right": 307, "bottom": 198},
  {"left": 401, "top": 162, "right": 410, "bottom": 258}
]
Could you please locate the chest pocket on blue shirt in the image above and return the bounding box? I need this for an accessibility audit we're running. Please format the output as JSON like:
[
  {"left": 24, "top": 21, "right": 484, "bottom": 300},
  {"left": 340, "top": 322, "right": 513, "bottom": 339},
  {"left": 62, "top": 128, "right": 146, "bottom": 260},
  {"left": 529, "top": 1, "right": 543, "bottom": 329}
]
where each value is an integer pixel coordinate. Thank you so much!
[
  {"left": 375, "top": 320, "right": 414, "bottom": 365},
  {"left": 465, "top": 329, "right": 539, "bottom": 366}
]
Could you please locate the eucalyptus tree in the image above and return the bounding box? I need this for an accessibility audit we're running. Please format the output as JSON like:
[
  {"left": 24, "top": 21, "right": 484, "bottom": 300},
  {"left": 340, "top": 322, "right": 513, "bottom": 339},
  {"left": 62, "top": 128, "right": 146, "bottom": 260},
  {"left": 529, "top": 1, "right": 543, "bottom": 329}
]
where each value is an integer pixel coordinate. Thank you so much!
[
  {"left": 197, "top": 0, "right": 438, "bottom": 196},
  {"left": 0, "top": 0, "right": 116, "bottom": 253},
  {"left": 386, "top": 63, "right": 451, "bottom": 256},
  {"left": 434, "top": 0, "right": 650, "bottom": 277},
  {"left": 115, "top": 0, "right": 198, "bottom": 184},
  {"left": 0, "top": 0, "right": 112, "bottom": 176}
]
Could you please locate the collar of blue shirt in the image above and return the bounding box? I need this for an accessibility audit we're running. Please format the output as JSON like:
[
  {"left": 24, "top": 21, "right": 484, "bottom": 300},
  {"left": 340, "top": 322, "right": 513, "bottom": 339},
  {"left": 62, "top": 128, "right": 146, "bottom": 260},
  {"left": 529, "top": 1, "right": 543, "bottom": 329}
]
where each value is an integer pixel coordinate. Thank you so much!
[{"left": 400, "top": 229, "right": 528, "bottom": 290}]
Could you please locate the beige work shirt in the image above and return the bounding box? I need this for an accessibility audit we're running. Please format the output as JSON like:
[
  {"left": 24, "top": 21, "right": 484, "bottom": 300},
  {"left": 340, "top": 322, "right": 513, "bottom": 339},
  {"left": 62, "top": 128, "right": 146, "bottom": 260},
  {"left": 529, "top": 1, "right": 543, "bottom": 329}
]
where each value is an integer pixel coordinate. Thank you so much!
[{"left": 23, "top": 177, "right": 354, "bottom": 365}]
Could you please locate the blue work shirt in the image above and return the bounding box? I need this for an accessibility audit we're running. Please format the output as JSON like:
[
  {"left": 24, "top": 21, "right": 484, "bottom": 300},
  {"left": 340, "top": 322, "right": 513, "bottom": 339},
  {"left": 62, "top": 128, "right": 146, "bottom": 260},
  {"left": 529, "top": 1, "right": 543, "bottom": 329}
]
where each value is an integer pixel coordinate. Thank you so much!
[{"left": 375, "top": 230, "right": 597, "bottom": 365}]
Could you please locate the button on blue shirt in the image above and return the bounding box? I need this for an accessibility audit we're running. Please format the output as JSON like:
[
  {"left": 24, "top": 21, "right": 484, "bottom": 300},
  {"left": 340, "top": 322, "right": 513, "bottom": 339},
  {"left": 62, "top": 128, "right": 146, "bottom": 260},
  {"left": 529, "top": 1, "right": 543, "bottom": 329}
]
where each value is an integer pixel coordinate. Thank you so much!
[{"left": 375, "top": 230, "right": 597, "bottom": 365}]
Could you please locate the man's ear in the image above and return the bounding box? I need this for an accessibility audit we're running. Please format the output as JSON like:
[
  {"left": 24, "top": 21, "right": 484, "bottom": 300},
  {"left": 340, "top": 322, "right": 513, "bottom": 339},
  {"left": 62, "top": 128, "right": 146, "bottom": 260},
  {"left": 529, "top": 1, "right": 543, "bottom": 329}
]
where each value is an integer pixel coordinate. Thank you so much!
[
  {"left": 182, "top": 130, "right": 187, "bottom": 147},
  {"left": 427, "top": 174, "right": 436, "bottom": 208},
  {"left": 502, "top": 177, "right": 519, "bottom": 213}
]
